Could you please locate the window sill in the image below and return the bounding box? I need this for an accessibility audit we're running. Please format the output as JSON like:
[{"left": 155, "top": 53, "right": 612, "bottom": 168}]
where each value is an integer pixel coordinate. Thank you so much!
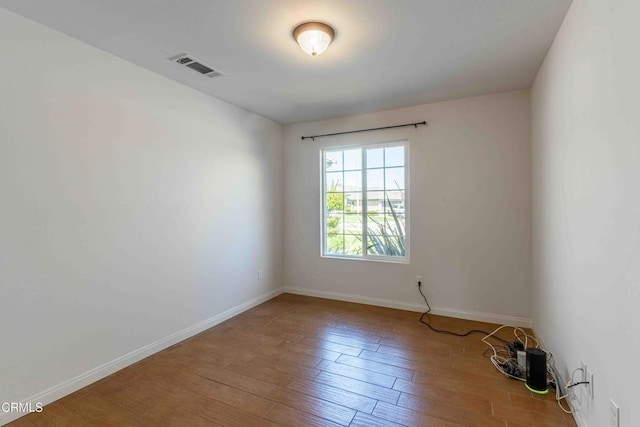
[{"left": 321, "top": 254, "right": 410, "bottom": 265}]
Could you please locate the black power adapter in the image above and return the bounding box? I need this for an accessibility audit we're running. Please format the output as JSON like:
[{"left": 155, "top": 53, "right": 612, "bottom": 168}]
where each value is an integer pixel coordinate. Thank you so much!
[
  {"left": 507, "top": 341, "right": 525, "bottom": 358},
  {"left": 499, "top": 359, "right": 523, "bottom": 378}
]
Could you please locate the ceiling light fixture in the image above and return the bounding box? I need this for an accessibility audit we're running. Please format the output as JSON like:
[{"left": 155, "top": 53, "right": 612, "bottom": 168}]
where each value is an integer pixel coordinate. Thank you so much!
[{"left": 293, "top": 22, "right": 335, "bottom": 57}]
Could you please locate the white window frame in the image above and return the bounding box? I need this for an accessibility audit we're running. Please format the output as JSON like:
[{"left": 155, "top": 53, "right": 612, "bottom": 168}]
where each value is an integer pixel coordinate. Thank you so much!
[{"left": 320, "top": 140, "right": 410, "bottom": 263}]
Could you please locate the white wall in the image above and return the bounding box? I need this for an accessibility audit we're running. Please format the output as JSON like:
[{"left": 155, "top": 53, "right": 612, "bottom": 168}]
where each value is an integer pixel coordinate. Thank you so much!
[
  {"left": 531, "top": 0, "right": 640, "bottom": 426},
  {"left": 0, "top": 7, "right": 283, "bottom": 420},
  {"left": 283, "top": 91, "right": 532, "bottom": 324}
]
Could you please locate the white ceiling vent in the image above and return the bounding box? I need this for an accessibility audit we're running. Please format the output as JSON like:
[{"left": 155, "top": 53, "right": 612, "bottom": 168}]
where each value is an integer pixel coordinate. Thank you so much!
[{"left": 170, "top": 54, "right": 223, "bottom": 78}]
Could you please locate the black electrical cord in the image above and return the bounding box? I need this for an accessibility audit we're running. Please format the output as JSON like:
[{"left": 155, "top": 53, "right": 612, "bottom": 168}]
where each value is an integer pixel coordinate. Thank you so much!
[
  {"left": 418, "top": 282, "right": 509, "bottom": 344},
  {"left": 567, "top": 381, "right": 591, "bottom": 388}
]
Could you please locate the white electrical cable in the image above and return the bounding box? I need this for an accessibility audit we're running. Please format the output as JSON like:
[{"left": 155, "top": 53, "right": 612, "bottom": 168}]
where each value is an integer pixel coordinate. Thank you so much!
[
  {"left": 481, "top": 324, "right": 534, "bottom": 382},
  {"left": 546, "top": 356, "right": 585, "bottom": 414},
  {"left": 481, "top": 325, "right": 587, "bottom": 414}
]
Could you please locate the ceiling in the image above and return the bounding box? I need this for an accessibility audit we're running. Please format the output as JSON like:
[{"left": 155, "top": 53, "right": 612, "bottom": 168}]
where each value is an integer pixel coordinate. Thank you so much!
[{"left": 0, "top": 0, "right": 571, "bottom": 124}]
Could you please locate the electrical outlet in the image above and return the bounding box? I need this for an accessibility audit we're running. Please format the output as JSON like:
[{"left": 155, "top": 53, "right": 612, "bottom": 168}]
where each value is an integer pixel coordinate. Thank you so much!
[
  {"left": 579, "top": 361, "right": 594, "bottom": 400},
  {"left": 416, "top": 275, "right": 423, "bottom": 285},
  {"left": 586, "top": 367, "right": 594, "bottom": 399},
  {"left": 609, "top": 399, "right": 619, "bottom": 427},
  {"left": 258, "top": 270, "right": 263, "bottom": 280}
]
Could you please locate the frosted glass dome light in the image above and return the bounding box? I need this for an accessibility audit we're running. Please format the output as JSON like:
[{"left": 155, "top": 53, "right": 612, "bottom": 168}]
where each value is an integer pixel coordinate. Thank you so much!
[{"left": 293, "top": 22, "right": 335, "bottom": 56}]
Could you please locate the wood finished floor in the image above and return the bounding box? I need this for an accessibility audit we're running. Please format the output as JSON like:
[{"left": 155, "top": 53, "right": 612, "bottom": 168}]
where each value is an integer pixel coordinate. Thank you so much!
[{"left": 11, "top": 294, "right": 576, "bottom": 427}]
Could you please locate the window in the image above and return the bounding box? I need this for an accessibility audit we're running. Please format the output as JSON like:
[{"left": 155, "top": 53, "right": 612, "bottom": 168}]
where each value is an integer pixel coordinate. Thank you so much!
[{"left": 322, "top": 141, "right": 408, "bottom": 262}]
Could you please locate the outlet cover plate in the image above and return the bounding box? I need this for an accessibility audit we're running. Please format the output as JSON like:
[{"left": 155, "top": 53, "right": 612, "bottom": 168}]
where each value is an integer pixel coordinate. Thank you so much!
[
  {"left": 586, "top": 367, "right": 594, "bottom": 399},
  {"left": 610, "top": 399, "right": 619, "bottom": 427}
]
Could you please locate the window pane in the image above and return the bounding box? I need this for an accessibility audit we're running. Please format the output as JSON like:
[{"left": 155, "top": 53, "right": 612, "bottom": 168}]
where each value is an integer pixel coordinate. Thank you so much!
[
  {"left": 385, "top": 210, "right": 405, "bottom": 233},
  {"left": 343, "top": 213, "right": 361, "bottom": 236},
  {"left": 366, "top": 199, "right": 406, "bottom": 257},
  {"left": 385, "top": 167, "right": 404, "bottom": 190},
  {"left": 385, "top": 146, "right": 404, "bottom": 167},
  {"left": 344, "top": 234, "right": 363, "bottom": 256},
  {"left": 327, "top": 235, "right": 344, "bottom": 255},
  {"left": 385, "top": 190, "right": 405, "bottom": 215},
  {"left": 343, "top": 149, "right": 362, "bottom": 171},
  {"left": 367, "top": 213, "right": 384, "bottom": 234},
  {"left": 325, "top": 151, "right": 342, "bottom": 172},
  {"left": 366, "top": 169, "right": 384, "bottom": 190},
  {"left": 326, "top": 192, "right": 344, "bottom": 213},
  {"left": 325, "top": 172, "right": 343, "bottom": 192},
  {"left": 366, "top": 148, "right": 384, "bottom": 168},
  {"left": 326, "top": 213, "right": 343, "bottom": 235},
  {"left": 383, "top": 234, "right": 405, "bottom": 256},
  {"left": 366, "top": 191, "right": 384, "bottom": 214},
  {"left": 366, "top": 230, "right": 406, "bottom": 257},
  {"left": 366, "top": 234, "right": 387, "bottom": 256},
  {"left": 343, "top": 171, "right": 362, "bottom": 191},
  {"left": 344, "top": 192, "right": 363, "bottom": 213}
]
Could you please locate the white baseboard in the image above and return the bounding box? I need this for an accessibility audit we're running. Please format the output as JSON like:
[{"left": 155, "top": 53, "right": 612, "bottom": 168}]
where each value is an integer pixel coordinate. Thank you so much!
[
  {"left": 0, "top": 287, "right": 283, "bottom": 426},
  {"left": 571, "top": 405, "right": 588, "bottom": 427},
  {"left": 530, "top": 323, "right": 587, "bottom": 427},
  {"left": 284, "top": 286, "right": 531, "bottom": 328}
]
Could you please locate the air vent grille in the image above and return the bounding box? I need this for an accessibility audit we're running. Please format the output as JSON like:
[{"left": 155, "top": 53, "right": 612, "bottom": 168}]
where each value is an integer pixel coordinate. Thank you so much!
[{"left": 170, "top": 54, "right": 223, "bottom": 78}]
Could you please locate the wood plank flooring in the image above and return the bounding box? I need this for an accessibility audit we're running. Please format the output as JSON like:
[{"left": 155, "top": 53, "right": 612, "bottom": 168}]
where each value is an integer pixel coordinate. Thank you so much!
[{"left": 10, "top": 294, "right": 576, "bottom": 426}]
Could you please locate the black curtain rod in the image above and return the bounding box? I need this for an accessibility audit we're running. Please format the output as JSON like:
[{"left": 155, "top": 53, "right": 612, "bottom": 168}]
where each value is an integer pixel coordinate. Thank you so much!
[{"left": 301, "top": 121, "right": 427, "bottom": 141}]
